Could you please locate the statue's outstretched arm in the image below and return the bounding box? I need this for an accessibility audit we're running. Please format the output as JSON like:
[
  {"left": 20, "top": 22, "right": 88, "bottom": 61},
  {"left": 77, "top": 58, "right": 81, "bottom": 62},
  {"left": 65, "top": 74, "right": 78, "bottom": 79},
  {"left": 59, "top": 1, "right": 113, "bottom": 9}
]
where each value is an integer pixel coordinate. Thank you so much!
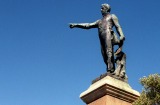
[
  {"left": 69, "top": 20, "right": 99, "bottom": 29},
  {"left": 112, "top": 14, "right": 125, "bottom": 41}
]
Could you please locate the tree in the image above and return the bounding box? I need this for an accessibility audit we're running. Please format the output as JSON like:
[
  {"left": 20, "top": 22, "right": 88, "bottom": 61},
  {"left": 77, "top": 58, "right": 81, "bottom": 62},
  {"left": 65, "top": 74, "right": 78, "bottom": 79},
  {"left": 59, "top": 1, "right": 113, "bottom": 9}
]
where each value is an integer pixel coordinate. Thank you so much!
[{"left": 133, "top": 74, "right": 160, "bottom": 105}]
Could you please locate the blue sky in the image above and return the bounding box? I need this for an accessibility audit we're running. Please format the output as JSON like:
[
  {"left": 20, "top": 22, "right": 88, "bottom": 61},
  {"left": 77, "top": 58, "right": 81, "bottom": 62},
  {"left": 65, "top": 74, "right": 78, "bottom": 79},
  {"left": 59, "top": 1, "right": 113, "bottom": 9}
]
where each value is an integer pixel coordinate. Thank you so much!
[{"left": 0, "top": 0, "right": 160, "bottom": 105}]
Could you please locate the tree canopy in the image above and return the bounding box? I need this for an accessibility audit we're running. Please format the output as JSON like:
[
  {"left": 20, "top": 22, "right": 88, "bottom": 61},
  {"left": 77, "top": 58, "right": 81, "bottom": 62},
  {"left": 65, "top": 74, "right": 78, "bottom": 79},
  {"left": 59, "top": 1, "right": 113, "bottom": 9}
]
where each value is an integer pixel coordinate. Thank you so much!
[{"left": 133, "top": 74, "right": 160, "bottom": 105}]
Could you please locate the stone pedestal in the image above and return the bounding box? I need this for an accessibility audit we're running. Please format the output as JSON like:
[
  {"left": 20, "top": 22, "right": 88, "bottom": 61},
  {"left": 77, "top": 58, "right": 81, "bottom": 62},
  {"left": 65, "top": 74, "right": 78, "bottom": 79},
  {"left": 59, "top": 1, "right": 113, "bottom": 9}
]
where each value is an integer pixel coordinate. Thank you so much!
[{"left": 80, "top": 76, "right": 140, "bottom": 105}]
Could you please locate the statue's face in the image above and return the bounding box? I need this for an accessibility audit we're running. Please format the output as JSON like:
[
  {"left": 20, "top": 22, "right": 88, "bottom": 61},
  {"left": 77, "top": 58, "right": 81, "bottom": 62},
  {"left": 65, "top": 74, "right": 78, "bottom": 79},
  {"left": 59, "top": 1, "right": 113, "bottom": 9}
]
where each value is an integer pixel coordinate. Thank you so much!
[{"left": 101, "top": 4, "right": 110, "bottom": 15}]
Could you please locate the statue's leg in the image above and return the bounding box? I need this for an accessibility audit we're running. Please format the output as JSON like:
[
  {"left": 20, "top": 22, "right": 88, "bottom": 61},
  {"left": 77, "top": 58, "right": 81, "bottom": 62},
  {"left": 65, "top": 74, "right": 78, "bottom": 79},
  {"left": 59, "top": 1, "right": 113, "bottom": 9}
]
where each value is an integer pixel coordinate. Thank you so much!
[
  {"left": 107, "top": 48, "right": 113, "bottom": 71},
  {"left": 101, "top": 42, "right": 114, "bottom": 73},
  {"left": 100, "top": 36, "right": 110, "bottom": 72},
  {"left": 106, "top": 41, "right": 115, "bottom": 73},
  {"left": 100, "top": 31, "right": 115, "bottom": 73},
  {"left": 101, "top": 45, "right": 108, "bottom": 67}
]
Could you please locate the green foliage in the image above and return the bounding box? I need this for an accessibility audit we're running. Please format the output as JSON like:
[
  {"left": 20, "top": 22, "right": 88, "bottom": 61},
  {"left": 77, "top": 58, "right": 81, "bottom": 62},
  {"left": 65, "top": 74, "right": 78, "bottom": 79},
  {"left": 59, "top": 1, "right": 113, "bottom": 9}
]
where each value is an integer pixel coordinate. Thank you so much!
[{"left": 133, "top": 74, "right": 160, "bottom": 105}]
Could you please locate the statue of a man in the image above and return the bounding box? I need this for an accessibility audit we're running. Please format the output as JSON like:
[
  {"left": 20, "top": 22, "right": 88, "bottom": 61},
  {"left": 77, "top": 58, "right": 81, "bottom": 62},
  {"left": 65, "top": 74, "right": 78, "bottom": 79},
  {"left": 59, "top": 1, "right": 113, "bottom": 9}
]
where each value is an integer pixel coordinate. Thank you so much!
[{"left": 69, "top": 3, "right": 125, "bottom": 75}]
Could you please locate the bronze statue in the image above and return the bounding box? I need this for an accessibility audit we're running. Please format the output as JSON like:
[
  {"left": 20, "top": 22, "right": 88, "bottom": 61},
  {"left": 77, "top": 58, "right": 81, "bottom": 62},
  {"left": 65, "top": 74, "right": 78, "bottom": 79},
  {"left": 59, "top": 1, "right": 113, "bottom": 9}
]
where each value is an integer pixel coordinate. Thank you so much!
[{"left": 69, "top": 3, "right": 127, "bottom": 80}]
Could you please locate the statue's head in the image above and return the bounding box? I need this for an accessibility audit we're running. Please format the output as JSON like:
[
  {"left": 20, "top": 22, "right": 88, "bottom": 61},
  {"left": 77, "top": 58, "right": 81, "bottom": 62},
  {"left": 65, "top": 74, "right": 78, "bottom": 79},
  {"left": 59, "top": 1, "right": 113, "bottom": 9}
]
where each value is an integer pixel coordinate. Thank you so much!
[{"left": 101, "top": 3, "right": 111, "bottom": 15}]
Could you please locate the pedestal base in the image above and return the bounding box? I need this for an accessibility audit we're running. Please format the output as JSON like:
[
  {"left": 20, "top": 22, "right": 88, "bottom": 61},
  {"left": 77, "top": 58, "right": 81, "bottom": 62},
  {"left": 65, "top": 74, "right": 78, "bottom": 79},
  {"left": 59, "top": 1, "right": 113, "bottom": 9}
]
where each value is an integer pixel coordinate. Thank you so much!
[{"left": 80, "top": 76, "right": 140, "bottom": 105}]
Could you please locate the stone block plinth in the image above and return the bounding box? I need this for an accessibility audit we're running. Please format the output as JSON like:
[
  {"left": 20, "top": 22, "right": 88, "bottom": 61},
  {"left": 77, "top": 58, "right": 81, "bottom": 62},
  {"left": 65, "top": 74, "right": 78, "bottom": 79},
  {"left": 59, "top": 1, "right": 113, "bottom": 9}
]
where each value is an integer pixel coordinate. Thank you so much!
[{"left": 80, "top": 76, "right": 140, "bottom": 105}]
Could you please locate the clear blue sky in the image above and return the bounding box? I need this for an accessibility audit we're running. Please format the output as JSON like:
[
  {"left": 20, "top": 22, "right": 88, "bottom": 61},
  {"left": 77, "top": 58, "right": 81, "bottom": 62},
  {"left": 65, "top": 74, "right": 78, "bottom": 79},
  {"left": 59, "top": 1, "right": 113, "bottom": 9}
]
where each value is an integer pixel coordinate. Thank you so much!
[{"left": 0, "top": 0, "right": 160, "bottom": 105}]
